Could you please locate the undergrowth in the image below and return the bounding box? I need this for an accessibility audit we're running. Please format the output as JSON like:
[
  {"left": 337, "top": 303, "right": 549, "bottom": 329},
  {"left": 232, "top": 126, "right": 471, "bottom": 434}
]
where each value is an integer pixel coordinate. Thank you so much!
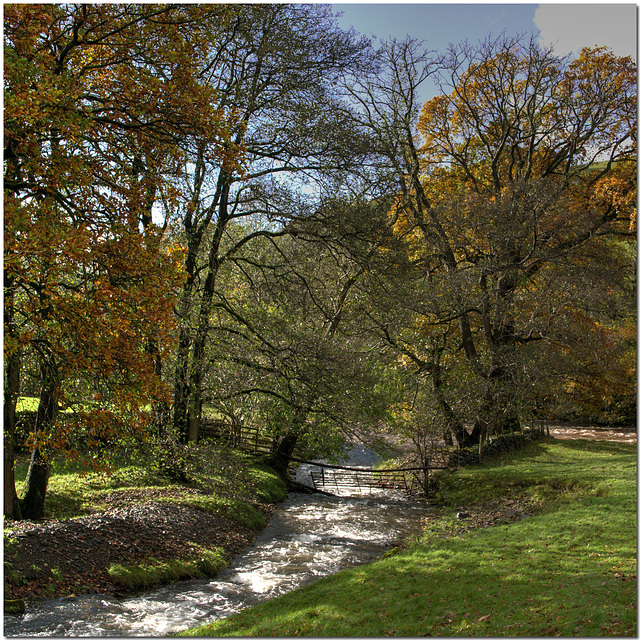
[{"left": 10, "top": 443, "right": 286, "bottom": 524}]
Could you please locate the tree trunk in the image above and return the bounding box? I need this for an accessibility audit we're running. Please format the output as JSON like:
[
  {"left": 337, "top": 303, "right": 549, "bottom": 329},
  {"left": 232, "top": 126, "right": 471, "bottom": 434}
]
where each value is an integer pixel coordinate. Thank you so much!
[
  {"left": 430, "top": 357, "right": 465, "bottom": 447},
  {"left": 173, "top": 227, "right": 203, "bottom": 443},
  {"left": 464, "top": 422, "right": 483, "bottom": 447},
  {"left": 3, "top": 346, "right": 22, "bottom": 519},
  {"left": 173, "top": 326, "right": 192, "bottom": 443},
  {"left": 21, "top": 359, "right": 58, "bottom": 520},
  {"left": 4, "top": 275, "right": 22, "bottom": 519},
  {"left": 173, "top": 171, "right": 230, "bottom": 444},
  {"left": 146, "top": 333, "right": 171, "bottom": 436},
  {"left": 187, "top": 401, "right": 201, "bottom": 444},
  {"left": 265, "top": 431, "right": 299, "bottom": 482},
  {"left": 20, "top": 448, "right": 50, "bottom": 521},
  {"left": 185, "top": 181, "right": 230, "bottom": 444}
]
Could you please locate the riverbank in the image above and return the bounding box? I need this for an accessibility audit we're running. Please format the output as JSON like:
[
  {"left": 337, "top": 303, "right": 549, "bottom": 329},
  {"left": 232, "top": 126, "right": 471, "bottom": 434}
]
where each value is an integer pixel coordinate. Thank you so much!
[
  {"left": 183, "top": 438, "right": 637, "bottom": 637},
  {"left": 4, "top": 447, "right": 288, "bottom": 602}
]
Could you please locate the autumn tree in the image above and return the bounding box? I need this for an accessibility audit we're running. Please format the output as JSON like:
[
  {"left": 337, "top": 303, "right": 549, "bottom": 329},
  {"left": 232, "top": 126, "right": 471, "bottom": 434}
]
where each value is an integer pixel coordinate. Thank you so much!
[
  {"left": 350, "top": 36, "right": 636, "bottom": 446},
  {"left": 3, "top": 4, "right": 241, "bottom": 518}
]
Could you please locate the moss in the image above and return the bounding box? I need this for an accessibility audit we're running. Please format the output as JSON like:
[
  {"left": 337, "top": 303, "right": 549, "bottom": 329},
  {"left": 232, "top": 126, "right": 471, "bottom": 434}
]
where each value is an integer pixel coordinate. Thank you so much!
[
  {"left": 107, "top": 546, "right": 226, "bottom": 593},
  {"left": 4, "top": 599, "right": 26, "bottom": 615}
]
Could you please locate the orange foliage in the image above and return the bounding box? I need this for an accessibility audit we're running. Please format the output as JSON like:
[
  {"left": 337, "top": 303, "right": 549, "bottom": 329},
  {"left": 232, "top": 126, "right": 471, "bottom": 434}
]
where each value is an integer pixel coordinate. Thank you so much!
[
  {"left": 390, "top": 38, "right": 636, "bottom": 423},
  {"left": 4, "top": 4, "right": 243, "bottom": 466}
]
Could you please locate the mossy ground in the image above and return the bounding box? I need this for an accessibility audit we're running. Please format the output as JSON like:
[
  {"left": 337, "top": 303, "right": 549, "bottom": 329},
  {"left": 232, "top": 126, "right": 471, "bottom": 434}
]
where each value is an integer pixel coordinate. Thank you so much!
[{"left": 4, "top": 446, "right": 287, "bottom": 600}]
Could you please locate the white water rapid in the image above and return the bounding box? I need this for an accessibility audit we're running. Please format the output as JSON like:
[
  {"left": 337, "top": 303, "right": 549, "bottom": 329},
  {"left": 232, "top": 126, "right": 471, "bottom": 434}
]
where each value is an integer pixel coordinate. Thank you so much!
[{"left": 4, "top": 446, "right": 429, "bottom": 637}]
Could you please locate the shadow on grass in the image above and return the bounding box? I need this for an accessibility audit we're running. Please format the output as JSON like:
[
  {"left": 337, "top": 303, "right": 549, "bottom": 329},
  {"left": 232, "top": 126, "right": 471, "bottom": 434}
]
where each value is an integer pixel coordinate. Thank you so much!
[
  {"left": 555, "top": 438, "right": 637, "bottom": 456},
  {"left": 191, "top": 529, "right": 636, "bottom": 637},
  {"left": 181, "top": 437, "right": 637, "bottom": 638}
]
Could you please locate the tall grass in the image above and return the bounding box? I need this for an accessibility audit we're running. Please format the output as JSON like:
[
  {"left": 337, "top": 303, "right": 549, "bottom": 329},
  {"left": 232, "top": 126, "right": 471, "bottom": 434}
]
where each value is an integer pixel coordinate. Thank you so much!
[{"left": 182, "top": 438, "right": 637, "bottom": 637}]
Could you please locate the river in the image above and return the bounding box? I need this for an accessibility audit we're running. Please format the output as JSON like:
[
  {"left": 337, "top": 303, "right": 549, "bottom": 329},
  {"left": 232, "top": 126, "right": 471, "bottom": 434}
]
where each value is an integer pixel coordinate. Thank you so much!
[{"left": 3, "top": 446, "right": 429, "bottom": 637}]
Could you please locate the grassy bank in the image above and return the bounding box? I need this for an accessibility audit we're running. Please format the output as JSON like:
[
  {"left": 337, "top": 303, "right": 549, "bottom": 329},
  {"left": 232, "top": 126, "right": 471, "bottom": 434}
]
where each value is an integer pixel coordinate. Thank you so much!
[
  {"left": 5, "top": 444, "right": 288, "bottom": 598},
  {"left": 11, "top": 443, "right": 287, "bottom": 526},
  {"left": 182, "top": 438, "right": 637, "bottom": 637}
]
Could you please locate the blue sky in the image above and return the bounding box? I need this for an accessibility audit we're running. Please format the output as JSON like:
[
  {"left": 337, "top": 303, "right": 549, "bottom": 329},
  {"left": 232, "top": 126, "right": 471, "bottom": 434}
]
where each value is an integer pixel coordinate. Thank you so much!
[{"left": 332, "top": 3, "right": 637, "bottom": 60}]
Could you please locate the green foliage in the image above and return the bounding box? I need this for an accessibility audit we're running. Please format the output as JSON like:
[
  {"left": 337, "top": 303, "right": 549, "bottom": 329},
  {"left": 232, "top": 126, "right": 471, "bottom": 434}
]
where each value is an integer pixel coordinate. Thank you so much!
[
  {"left": 137, "top": 434, "right": 287, "bottom": 505},
  {"left": 182, "top": 439, "right": 636, "bottom": 638}
]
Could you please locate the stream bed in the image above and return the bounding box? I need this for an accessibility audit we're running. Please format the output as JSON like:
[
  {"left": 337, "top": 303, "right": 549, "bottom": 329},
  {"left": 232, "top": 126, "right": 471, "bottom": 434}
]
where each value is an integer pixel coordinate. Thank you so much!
[{"left": 4, "top": 448, "right": 429, "bottom": 637}]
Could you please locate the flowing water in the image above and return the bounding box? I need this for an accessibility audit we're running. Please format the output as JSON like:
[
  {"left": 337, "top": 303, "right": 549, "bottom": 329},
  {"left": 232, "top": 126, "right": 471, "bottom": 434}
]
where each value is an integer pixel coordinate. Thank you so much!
[{"left": 4, "top": 447, "right": 429, "bottom": 637}]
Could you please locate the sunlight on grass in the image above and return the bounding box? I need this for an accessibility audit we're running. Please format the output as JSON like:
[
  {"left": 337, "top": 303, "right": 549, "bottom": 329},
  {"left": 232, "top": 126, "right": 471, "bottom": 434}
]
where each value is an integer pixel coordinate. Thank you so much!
[
  {"left": 181, "top": 439, "right": 637, "bottom": 638},
  {"left": 107, "top": 546, "right": 226, "bottom": 592},
  {"left": 12, "top": 447, "right": 286, "bottom": 526}
]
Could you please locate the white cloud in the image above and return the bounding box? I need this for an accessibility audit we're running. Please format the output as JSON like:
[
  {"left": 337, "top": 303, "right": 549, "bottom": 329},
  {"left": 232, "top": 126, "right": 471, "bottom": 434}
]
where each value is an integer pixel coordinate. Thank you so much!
[{"left": 534, "top": 3, "right": 637, "bottom": 59}]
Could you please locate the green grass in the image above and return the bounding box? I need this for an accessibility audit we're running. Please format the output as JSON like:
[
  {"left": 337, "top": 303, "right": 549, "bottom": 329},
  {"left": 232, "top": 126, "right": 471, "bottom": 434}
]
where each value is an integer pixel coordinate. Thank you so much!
[
  {"left": 7, "top": 443, "right": 287, "bottom": 598},
  {"left": 11, "top": 448, "right": 287, "bottom": 523},
  {"left": 182, "top": 438, "right": 637, "bottom": 637},
  {"left": 12, "top": 457, "right": 171, "bottom": 519}
]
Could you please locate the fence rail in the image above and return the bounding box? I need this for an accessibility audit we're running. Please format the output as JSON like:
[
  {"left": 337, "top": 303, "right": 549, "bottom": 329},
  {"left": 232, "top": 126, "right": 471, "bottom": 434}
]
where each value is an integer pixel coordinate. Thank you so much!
[
  {"left": 199, "top": 420, "right": 272, "bottom": 455},
  {"left": 197, "top": 423, "right": 548, "bottom": 496},
  {"left": 288, "top": 456, "right": 446, "bottom": 496}
]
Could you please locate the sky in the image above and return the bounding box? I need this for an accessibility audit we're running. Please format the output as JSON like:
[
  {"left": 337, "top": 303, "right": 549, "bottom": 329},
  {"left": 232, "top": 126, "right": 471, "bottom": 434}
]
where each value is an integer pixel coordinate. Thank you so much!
[{"left": 332, "top": 3, "right": 637, "bottom": 60}]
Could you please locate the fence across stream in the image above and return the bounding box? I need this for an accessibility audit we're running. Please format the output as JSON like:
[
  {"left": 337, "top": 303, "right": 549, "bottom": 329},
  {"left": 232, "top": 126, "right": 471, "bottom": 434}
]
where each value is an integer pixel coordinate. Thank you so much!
[
  {"left": 199, "top": 420, "right": 550, "bottom": 496},
  {"left": 199, "top": 420, "right": 449, "bottom": 496},
  {"left": 288, "top": 456, "right": 448, "bottom": 496}
]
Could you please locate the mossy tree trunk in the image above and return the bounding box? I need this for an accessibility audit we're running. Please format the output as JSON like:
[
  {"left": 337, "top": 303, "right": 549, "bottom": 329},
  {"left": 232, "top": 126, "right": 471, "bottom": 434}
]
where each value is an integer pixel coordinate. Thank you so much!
[{"left": 3, "top": 342, "right": 22, "bottom": 519}]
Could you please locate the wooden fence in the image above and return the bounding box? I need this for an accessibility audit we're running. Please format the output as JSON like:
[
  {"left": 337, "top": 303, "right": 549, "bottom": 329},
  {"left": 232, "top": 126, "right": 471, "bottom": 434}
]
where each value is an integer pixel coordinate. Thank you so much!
[
  {"left": 289, "top": 456, "right": 448, "bottom": 497},
  {"left": 196, "top": 423, "right": 549, "bottom": 496},
  {"left": 198, "top": 420, "right": 272, "bottom": 455}
]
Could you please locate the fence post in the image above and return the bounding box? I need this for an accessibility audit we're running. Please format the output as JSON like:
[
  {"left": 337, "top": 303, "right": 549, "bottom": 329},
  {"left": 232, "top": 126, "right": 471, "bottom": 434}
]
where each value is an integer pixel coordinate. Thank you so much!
[{"left": 423, "top": 458, "right": 430, "bottom": 496}]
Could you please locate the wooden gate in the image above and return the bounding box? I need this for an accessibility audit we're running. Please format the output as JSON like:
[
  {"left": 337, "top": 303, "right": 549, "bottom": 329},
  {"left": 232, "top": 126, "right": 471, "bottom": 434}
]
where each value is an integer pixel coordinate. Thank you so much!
[{"left": 199, "top": 420, "right": 272, "bottom": 455}]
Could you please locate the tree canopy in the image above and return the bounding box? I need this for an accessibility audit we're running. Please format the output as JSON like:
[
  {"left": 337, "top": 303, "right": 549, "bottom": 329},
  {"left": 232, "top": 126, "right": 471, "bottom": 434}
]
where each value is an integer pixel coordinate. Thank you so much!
[{"left": 4, "top": 10, "right": 636, "bottom": 517}]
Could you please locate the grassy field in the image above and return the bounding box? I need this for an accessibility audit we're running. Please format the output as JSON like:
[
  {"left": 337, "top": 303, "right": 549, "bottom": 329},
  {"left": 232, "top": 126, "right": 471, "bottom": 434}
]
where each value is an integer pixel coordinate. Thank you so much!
[{"left": 182, "top": 438, "right": 637, "bottom": 637}]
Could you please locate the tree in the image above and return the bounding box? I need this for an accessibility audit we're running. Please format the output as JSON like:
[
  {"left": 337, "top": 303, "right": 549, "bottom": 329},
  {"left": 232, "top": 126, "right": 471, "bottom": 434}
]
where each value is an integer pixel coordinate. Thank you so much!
[
  {"left": 351, "top": 36, "right": 636, "bottom": 446},
  {"left": 521, "top": 235, "right": 636, "bottom": 423},
  {"left": 196, "top": 197, "right": 400, "bottom": 481},
  {"left": 165, "top": 4, "right": 375, "bottom": 444},
  {"left": 3, "top": 4, "right": 240, "bottom": 518}
]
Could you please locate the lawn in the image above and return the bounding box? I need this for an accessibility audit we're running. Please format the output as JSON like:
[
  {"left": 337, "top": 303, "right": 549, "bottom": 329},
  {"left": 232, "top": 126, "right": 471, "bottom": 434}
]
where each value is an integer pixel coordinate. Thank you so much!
[{"left": 182, "top": 437, "right": 637, "bottom": 637}]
